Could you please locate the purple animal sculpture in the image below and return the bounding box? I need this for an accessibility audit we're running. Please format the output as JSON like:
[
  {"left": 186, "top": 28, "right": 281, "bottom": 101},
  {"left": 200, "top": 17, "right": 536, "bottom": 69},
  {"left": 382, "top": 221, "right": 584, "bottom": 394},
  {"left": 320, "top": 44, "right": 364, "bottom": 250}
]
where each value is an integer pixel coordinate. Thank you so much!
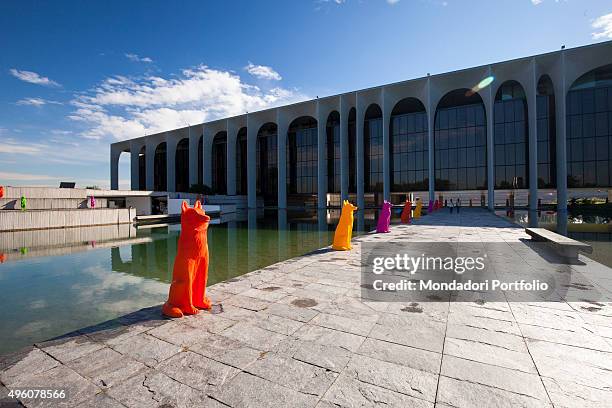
[{"left": 376, "top": 200, "right": 392, "bottom": 233}]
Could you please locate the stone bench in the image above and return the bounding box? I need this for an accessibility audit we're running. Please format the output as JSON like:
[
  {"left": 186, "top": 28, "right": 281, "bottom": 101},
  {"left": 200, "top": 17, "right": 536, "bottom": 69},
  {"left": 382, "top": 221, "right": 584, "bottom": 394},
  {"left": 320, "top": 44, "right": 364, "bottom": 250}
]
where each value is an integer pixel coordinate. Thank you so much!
[{"left": 525, "top": 227, "right": 593, "bottom": 261}]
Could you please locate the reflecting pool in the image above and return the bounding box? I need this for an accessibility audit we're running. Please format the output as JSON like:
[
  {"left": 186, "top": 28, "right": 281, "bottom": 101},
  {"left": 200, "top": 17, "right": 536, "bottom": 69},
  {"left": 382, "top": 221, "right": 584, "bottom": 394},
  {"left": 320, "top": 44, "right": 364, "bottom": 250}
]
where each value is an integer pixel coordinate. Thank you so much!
[{"left": 0, "top": 209, "right": 378, "bottom": 355}]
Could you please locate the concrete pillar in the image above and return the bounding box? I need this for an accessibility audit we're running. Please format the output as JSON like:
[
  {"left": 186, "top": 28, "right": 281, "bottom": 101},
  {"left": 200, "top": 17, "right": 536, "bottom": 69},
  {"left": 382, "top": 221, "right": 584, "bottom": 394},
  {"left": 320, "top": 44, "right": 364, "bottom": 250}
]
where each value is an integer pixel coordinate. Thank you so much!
[
  {"left": 226, "top": 120, "right": 237, "bottom": 195},
  {"left": 317, "top": 101, "right": 327, "bottom": 208},
  {"left": 188, "top": 128, "right": 198, "bottom": 188},
  {"left": 166, "top": 134, "right": 177, "bottom": 193},
  {"left": 110, "top": 145, "right": 121, "bottom": 190},
  {"left": 145, "top": 140, "right": 155, "bottom": 190},
  {"left": 356, "top": 93, "right": 365, "bottom": 209},
  {"left": 129, "top": 142, "right": 140, "bottom": 191},
  {"left": 339, "top": 97, "right": 349, "bottom": 201},
  {"left": 527, "top": 59, "right": 539, "bottom": 227},
  {"left": 556, "top": 52, "right": 568, "bottom": 235},
  {"left": 427, "top": 78, "right": 435, "bottom": 202},
  {"left": 202, "top": 128, "right": 212, "bottom": 188},
  {"left": 247, "top": 117, "right": 257, "bottom": 208},
  {"left": 382, "top": 89, "right": 391, "bottom": 202},
  {"left": 486, "top": 66, "right": 495, "bottom": 210},
  {"left": 277, "top": 110, "right": 288, "bottom": 209}
]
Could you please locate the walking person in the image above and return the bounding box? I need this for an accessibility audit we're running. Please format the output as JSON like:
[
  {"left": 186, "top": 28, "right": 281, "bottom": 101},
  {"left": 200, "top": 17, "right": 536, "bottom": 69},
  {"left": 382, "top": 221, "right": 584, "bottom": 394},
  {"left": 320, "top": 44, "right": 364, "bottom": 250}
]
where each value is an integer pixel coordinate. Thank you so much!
[
  {"left": 449, "top": 198, "right": 454, "bottom": 214},
  {"left": 456, "top": 197, "right": 461, "bottom": 213}
]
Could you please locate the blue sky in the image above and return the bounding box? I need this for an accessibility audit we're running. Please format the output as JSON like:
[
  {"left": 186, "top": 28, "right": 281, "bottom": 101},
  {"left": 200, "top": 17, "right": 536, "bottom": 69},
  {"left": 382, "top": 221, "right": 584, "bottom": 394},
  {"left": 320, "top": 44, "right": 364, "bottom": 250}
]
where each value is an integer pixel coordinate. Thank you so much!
[{"left": 1, "top": 0, "right": 611, "bottom": 189}]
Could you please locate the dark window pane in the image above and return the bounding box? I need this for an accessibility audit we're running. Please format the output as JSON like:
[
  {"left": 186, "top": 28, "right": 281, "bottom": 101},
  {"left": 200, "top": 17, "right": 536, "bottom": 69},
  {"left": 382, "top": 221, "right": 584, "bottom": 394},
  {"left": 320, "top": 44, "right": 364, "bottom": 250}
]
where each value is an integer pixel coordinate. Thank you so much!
[
  {"left": 596, "top": 137, "right": 608, "bottom": 161},
  {"left": 583, "top": 137, "right": 596, "bottom": 161},
  {"left": 596, "top": 112, "right": 608, "bottom": 137}
]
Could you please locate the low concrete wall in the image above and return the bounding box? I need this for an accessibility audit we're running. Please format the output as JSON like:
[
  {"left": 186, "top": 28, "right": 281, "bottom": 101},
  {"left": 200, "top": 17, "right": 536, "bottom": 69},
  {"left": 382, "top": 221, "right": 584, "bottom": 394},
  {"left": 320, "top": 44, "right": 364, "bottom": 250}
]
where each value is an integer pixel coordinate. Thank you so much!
[{"left": 0, "top": 208, "right": 136, "bottom": 232}]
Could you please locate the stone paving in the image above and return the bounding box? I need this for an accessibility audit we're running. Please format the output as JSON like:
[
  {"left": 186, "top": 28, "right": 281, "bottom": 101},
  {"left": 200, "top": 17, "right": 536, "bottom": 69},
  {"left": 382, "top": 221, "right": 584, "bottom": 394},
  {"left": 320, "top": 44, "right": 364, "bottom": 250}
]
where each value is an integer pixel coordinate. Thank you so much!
[{"left": 1, "top": 208, "right": 611, "bottom": 407}]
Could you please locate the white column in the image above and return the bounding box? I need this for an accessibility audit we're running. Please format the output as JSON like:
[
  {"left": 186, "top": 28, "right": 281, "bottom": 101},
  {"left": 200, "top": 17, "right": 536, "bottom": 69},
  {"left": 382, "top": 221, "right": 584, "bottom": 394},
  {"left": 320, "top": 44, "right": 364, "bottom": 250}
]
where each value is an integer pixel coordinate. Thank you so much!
[
  {"left": 527, "top": 59, "right": 539, "bottom": 227},
  {"left": 110, "top": 145, "right": 121, "bottom": 190},
  {"left": 129, "top": 142, "right": 140, "bottom": 190},
  {"left": 247, "top": 117, "right": 257, "bottom": 208},
  {"left": 356, "top": 93, "right": 365, "bottom": 209},
  {"left": 188, "top": 128, "right": 198, "bottom": 188},
  {"left": 145, "top": 140, "right": 155, "bottom": 190},
  {"left": 277, "top": 110, "right": 288, "bottom": 209},
  {"left": 317, "top": 101, "right": 327, "bottom": 208},
  {"left": 427, "top": 78, "right": 435, "bottom": 202},
  {"left": 382, "top": 89, "right": 391, "bottom": 202},
  {"left": 486, "top": 66, "right": 495, "bottom": 210},
  {"left": 166, "top": 134, "right": 177, "bottom": 193},
  {"left": 339, "top": 97, "right": 349, "bottom": 201},
  {"left": 226, "top": 120, "right": 237, "bottom": 195},
  {"left": 556, "top": 51, "right": 568, "bottom": 235}
]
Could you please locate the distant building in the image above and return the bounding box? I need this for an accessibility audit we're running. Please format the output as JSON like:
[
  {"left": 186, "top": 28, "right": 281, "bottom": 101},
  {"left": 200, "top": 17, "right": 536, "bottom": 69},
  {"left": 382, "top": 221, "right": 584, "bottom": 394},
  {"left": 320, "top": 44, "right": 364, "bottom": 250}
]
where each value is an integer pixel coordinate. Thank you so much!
[{"left": 111, "top": 40, "right": 612, "bottom": 218}]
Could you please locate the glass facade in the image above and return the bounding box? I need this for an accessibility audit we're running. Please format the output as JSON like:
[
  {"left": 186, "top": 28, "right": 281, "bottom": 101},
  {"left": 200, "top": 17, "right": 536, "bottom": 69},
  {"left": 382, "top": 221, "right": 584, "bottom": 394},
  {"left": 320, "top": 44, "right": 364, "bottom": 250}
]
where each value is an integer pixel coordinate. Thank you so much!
[
  {"left": 494, "top": 82, "right": 528, "bottom": 189},
  {"left": 212, "top": 133, "right": 227, "bottom": 195},
  {"left": 138, "top": 146, "right": 146, "bottom": 190},
  {"left": 365, "top": 105, "right": 383, "bottom": 193},
  {"left": 434, "top": 101, "right": 487, "bottom": 190},
  {"left": 567, "top": 64, "right": 612, "bottom": 187},
  {"left": 536, "top": 76, "right": 556, "bottom": 188},
  {"left": 236, "top": 128, "right": 248, "bottom": 195},
  {"left": 327, "top": 113, "right": 341, "bottom": 193},
  {"left": 256, "top": 125, "right": 278, "bottom": 203},
  {"left": 175, "top": 138, "right": 189, "bottom": 192},
  {"left": 348, "top": 108, "right": 356, "bottom": 193},
  {"left": 391, "top": 111, "right": 428, "bottom": 191},
  {"left": 198, "top": 136, "right": 203, "bottom": 186},
  {"left": 287, "top": 119, "right": 318, "bottom": 195},
  {"left": 153, "top": 142, "right": 167, "bottom": 191}
]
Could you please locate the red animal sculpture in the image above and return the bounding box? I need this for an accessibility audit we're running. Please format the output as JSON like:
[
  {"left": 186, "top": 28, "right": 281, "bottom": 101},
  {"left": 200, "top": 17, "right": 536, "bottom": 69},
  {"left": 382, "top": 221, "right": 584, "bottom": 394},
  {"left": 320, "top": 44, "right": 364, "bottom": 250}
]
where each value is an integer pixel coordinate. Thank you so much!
[
  {"left": 400, "top": 200, "right": 412, "bottom": 224},
  {"left": 162, "top": 200, "right": 212, "bottom": 318},
  {"left": 0, "top": 186, "right": 4, "bottom": 199}
]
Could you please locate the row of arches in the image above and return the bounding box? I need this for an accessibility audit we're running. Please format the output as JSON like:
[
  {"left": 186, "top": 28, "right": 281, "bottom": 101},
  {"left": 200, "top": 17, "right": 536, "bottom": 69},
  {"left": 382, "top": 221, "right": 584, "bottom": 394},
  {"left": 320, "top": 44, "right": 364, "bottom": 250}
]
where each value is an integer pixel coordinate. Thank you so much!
[{"left": 135, "top": 65, "right": 611, "bottom": 202}]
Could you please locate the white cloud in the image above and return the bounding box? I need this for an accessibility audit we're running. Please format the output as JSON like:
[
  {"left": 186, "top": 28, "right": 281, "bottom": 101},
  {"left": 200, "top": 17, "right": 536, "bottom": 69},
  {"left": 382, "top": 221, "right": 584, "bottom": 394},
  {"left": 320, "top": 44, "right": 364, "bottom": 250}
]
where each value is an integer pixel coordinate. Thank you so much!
[
  {"left": 16, "top": 97, "right": 62, "bottom": 107},
  {"left": 387, "top": 0, "right": 400, "bottom": 4},
  {"left": 245, "top": 62, "right": 283, "bottom": 81},
  {"left": 125, "top": 53, "right": 153, "bottom": 63},
  {"left": 592, "top": 13, "right": 612, "bottom": 39},
  {"left": 9, "top": 69, "right": 60, "bottom": 87},
  {"left": 0, "top": 141, "right": 43, "bottom": 155},
  {"left": 69, "top": 64, "right": 307, "bottom": 141},
  {"left": 531, "top": 0, "right": 543, "bottom": 5},
  {"left": 0, "top": 171, "right": 59, "bottom": 181}
]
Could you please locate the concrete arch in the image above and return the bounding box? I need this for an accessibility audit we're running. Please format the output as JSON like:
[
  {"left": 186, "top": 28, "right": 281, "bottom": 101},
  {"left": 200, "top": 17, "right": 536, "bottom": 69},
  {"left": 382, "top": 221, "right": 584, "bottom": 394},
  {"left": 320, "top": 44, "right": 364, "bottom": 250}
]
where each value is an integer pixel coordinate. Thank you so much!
[
  {"left": 348, "top": 107, "right": 357, "bottom": 194},
  {"left": 493, "top": 80, "right": 529, "bottom": 190},
  {"left": 326, "top": 111, "right": 341, "bottom": 194},
  {"left": 197, "top": 135, "right": 203, "bottom": 186},
  {"left": 536, "top": 74, "right": 557, "bottom": 189},
  {"left": 390, "top": 97, "right": 428, "bottom": 197},
  {"left": 434, "top": 88, "right": 487, "bottom": 192},
  {"left": 256, "top": 122, "right": 278, "bottom": 205},
  {"left": 154, "top": 142, "right": 167, "bottom": 191},
  {"left": 566, "top": 63, "right": 612, "bottom": 188},
  {"left": 138, "top": 145, "right": 146, "bottom": 190},
  {"left": 235, "top": 127, "right": 248, "bottom": 195},
  {"left": 212, "top": 131, "right": 227, "bottom": 194},
  {"left": 287, "top": 116, "right": 318, "bottom": 205},
  {"left": 175, "top": 138, "right": 189, "bottom": 193},
  {"left": 363, "top": 104, "right": 383, "bottom": 204}
]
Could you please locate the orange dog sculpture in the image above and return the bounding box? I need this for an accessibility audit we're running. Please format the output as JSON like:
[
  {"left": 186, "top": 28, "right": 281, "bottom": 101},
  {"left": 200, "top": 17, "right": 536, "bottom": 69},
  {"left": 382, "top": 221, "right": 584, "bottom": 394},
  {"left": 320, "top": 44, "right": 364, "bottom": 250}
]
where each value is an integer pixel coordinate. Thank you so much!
[
  {"left": 162, "top": 200, "right": 212, "bottom": 318},
  {"left": 332, "top": 200, "right": 358, "bottom": 250}
]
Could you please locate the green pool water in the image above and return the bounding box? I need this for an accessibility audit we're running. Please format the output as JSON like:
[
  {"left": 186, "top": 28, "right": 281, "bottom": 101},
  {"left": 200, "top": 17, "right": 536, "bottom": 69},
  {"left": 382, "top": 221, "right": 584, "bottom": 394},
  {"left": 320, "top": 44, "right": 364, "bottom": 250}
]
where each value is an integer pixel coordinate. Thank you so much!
[{"left": 0, "top": 209, "right": 378, "bottom": 356}]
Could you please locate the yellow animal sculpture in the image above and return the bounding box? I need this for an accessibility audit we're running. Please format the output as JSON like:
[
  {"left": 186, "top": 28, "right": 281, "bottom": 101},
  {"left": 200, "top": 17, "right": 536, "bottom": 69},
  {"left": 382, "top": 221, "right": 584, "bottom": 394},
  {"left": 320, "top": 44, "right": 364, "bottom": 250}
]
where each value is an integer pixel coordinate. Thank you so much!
[
  {"left": 413, "top": 199, "right": 422, "bottom": 219},
  {"left": 332, "top": 200, "right": 358, "bottom": 250}
]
